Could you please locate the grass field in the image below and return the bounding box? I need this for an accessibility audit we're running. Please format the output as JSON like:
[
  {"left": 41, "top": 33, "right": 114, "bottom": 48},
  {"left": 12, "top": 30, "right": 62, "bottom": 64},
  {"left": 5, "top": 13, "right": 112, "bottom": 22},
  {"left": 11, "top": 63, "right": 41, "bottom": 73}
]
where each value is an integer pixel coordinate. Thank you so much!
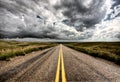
[
  {"left": 0, "top": 40, "right": 56, "bottom": 60},
  {"left": 64, "top": 42, "right": 120, "bottom": 64},
  {"left": 1, "top": 40, "right": 120, "bottom": 64}
]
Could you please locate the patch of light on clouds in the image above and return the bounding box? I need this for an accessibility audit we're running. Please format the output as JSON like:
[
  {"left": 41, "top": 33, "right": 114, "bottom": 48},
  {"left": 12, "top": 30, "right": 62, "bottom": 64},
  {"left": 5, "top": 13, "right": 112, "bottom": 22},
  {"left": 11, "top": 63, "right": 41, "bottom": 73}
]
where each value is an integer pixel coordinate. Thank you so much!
[
  {"left": 90, "top": 17, "right": 120, "bottom": 41},
  {"left": 49, "top": 0, "right": 57, "bottom": 5},
  {"left": 82, "top": 0, "right": 93, "bottom": 8}
]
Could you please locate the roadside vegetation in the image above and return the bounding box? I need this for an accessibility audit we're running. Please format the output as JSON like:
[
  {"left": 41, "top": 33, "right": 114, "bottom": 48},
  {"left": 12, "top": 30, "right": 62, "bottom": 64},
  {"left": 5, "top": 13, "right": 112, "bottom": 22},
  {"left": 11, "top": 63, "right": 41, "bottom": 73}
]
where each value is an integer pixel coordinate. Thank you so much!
[
  {"left": 0, "top": 40, "right": 56, "bottom": 60},
  {"left": 64, "top": 42, "right": 120, "bottom": 64}
]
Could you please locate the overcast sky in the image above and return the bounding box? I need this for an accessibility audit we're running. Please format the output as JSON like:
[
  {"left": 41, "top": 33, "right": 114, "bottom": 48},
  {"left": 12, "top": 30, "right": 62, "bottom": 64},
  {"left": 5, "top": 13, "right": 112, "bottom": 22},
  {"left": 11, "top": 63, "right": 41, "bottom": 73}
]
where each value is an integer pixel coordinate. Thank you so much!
[{"left": 0, "top": 0, "right": 120, "bottom": 41}]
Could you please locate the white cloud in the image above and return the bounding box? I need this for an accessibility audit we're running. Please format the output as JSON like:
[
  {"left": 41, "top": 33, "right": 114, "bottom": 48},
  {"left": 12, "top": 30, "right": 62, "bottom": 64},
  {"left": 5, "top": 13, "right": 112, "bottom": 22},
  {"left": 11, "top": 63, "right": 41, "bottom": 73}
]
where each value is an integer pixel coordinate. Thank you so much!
[{"left": 90, "top": 17, "right": 120, "bottom": 41}]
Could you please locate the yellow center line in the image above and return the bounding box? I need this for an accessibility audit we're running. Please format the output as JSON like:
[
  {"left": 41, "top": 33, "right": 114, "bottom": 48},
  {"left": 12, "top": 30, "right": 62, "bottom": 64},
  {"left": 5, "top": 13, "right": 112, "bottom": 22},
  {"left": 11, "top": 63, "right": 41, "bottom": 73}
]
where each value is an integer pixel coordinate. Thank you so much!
[
  {"left": 55, "top": 45, "right": 67, "bottom": 82},
  {"left": 61, "top": 45, "right": 67, "bottom": 82},
  {"left": 55, "top": 46, "right": 61, "bottom": 82}
]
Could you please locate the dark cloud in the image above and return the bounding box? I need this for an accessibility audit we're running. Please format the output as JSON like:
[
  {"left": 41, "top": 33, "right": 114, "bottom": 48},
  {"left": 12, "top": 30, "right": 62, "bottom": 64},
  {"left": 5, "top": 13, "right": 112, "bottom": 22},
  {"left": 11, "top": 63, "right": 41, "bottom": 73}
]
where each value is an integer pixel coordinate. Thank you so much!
[
  {"left": 112, "top": 0, "right": 120, "bottom": 8},
  {"left": 54, "top": 0, "right": 107, "bottom": 31},
  {"left": 0, "top": 0, "right": 57, "bottom": 39}
]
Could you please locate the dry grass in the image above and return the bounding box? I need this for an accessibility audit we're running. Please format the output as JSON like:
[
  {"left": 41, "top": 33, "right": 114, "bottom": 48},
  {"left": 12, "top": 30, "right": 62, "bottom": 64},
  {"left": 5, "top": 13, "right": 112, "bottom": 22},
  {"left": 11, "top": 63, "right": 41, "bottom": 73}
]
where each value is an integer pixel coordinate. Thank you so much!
[{"left": 0, "top": 40, "right": 56, "bottom": 60}]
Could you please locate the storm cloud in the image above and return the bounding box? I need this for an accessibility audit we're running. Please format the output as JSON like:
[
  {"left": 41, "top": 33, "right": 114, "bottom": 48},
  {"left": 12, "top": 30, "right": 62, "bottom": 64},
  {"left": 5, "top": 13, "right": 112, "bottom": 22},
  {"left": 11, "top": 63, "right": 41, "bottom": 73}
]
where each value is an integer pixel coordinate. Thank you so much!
[
  {"left": 0, "top": 0, "right": 120, "bottom": 41},
  {"left": 54, "top": 0, "right": 109, "bottom": 31}
]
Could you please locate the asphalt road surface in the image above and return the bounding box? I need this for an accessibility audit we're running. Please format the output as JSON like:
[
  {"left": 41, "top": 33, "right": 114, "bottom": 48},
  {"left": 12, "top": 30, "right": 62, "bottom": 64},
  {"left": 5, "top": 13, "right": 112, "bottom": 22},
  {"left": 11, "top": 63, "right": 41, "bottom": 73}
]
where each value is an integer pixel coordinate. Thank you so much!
[{"left": 0, "top": 45, "right": 120, "bottom": 82}]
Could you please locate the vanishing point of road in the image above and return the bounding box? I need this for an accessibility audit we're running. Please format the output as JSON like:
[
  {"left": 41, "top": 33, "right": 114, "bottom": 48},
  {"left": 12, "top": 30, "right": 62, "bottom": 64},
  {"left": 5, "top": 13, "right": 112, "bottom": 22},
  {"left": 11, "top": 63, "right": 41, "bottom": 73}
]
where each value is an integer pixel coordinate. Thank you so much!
[{"left": 0, "top": 45, "right": 120, "bottom": 82}]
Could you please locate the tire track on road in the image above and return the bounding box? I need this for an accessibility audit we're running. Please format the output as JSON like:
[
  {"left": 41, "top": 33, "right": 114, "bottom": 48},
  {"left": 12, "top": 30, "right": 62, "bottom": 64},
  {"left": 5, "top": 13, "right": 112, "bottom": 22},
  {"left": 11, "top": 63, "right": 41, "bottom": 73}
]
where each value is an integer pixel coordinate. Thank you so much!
[{"left": 15, "top": 47, "right": 56, "bottom": 82}]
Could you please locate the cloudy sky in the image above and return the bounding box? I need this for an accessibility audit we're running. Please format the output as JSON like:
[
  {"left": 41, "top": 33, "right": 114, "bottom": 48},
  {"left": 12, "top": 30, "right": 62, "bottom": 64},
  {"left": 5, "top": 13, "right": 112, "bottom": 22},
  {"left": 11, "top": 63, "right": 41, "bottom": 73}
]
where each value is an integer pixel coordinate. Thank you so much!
[{"left": 0, "top": 0, "right": 120, "bottom": 41}]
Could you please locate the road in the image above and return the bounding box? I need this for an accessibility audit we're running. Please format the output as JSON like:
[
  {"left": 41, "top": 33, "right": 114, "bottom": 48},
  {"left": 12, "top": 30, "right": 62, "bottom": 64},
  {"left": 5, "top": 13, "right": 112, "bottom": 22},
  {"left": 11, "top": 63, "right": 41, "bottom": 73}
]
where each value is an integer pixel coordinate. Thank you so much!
[{"left": 0, "top": 45, "right": 120, "bottom": 82}]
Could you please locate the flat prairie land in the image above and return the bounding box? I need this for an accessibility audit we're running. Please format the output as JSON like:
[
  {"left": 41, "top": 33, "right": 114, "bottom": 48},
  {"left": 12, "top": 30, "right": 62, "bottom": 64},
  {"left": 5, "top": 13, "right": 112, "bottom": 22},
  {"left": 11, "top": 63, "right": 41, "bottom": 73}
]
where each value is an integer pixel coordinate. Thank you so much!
[{"left": 64, "top": 42, "right": 120, "bottom": 64}]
